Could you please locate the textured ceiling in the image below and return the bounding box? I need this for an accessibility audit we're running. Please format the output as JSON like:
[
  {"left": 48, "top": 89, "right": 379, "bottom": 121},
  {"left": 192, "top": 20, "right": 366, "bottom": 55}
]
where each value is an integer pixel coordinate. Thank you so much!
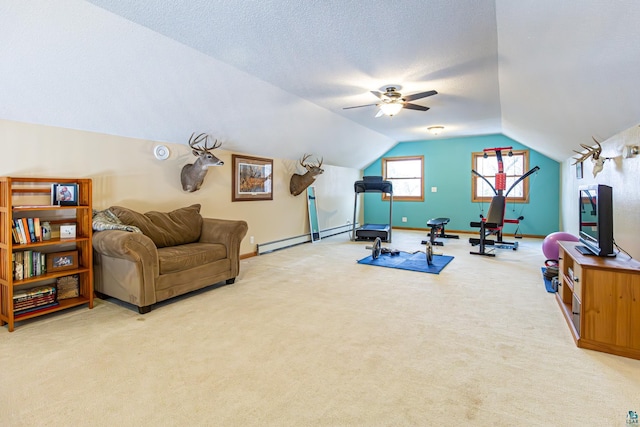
[{"left": 2, "top": 1, "right": 640, "bottom": 169}]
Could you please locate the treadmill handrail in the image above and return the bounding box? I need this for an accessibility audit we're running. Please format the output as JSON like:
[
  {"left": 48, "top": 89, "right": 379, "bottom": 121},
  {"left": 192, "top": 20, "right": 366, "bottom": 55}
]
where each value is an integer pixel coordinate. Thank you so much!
[{"left": 354, "top": 177, "right": 393, "bottom": 194}]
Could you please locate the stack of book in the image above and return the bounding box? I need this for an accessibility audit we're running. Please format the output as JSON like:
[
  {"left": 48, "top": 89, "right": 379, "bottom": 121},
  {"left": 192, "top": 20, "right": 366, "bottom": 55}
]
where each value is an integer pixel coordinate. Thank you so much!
[
  {"left": 12, "top": 251, "right": 46, "bottom": 281},
  {"left": 13, "top": 285, "right": 58, "bottom": 316},
  {"left": 11, "top": 217, "right": 43, "bottom": 245}
]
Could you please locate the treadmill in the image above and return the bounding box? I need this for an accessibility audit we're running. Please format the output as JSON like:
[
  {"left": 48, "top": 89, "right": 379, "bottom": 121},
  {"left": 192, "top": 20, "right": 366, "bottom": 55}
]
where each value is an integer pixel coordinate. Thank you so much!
[{"left": 352, "top": 176, "right": 393, "bottom": 242}]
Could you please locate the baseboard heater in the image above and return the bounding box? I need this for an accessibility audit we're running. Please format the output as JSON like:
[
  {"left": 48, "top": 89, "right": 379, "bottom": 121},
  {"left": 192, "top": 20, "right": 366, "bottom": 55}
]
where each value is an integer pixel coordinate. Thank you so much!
[{"left": 257, "top": 222, "right": 358, "bottom": 255}]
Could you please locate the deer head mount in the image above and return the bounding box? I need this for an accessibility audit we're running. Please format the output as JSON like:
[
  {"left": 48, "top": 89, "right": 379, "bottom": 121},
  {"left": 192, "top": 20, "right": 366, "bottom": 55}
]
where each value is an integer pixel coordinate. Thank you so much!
[
  {"left": 572, "top": 137, "right": 610, "bottom": 177},
  {"left": 180, "top": 132, "right": 224, "bottom": 192},
  {"left": 289, "top": 154, "right": 324, "bottom": 196}
]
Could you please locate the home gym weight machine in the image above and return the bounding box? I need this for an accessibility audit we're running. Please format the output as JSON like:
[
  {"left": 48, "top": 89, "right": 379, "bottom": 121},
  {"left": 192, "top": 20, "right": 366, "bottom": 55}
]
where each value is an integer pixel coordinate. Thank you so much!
[{"left": 469, "top": 146, "right": 540, "bottom": 257}]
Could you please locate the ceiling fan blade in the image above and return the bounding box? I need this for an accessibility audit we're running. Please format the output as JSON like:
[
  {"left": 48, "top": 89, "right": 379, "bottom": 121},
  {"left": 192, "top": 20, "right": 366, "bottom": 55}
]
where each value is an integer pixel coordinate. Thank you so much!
[
  {"left": 370, "top": 91, "right": 383, "bottom": 99},
  {"left": 374, "top": 109, "right": 385, "bottom": 118},
  {"left": 403, "top": 90, "right": 438, "bottom": 102},
  {"left": 343, "top": 103, "right": 379, "bottom": 110},
  {"left": 403, "top": 103, "right": 430, "bottom": 111}
]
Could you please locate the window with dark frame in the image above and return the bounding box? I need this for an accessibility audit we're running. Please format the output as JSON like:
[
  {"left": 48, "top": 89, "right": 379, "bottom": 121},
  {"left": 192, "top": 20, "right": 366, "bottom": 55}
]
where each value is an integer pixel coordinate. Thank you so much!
[
  {"left": 382, "top": 156, "right": 424, "bottom": 201},
  {"left": 471, "top": 149, "right": 530, "bottom": 203}
]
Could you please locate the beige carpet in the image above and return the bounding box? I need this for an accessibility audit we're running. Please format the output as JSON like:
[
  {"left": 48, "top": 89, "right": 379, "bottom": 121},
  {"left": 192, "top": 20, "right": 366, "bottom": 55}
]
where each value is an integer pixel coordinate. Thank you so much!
[{"left": 2, "top": 230, "right": 639, "bottom": 426}]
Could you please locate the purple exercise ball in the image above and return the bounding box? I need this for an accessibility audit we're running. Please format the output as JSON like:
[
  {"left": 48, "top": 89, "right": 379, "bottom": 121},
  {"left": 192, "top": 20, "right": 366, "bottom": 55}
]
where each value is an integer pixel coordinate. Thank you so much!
[{"left": 542, "top": 232, "right": 579, "bottom": 260}]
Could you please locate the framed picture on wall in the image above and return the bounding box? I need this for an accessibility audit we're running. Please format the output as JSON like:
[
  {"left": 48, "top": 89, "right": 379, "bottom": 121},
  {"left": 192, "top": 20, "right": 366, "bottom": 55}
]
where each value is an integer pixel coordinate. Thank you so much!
[{"left": 231, "top": 154, "right": 273, "bottom": 201}]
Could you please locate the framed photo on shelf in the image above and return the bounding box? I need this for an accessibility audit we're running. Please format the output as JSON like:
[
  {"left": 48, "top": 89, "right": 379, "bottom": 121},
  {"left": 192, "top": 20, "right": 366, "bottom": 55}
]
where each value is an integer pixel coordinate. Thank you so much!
[
  {"left": 51, "top": 183, "right": 79, "bottom": 206},
  {"left": 60, "top": 224, "right": 77, "bottom": 239},
  {"left": 232, "top": 154, "right": 273, "bottom": 201},
  {"left": 46, "top": 250, "right": 79, "bottom": 272}
]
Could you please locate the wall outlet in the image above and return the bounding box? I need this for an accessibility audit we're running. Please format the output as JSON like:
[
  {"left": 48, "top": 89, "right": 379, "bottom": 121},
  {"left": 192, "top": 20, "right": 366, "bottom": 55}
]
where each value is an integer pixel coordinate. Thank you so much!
[
  {"left": 402, "top": 217, "right": 408, "bottom": 223},
  {"left": 431, "top": 187, "right": 438, "bottom": 192},
  {"left": 250, "top": 236, "right": 255, "bottom": 244}
]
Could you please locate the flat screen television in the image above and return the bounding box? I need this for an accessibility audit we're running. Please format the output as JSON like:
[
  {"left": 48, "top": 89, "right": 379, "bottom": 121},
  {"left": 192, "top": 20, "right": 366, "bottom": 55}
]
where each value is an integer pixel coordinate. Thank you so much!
[{"left": 578, "top": 184, "right": 615, "bottom": 257}]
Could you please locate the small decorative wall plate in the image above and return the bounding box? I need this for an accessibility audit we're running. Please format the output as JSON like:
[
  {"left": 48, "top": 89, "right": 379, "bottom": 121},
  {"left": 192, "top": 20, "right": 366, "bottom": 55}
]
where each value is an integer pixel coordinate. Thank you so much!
[{"left": 153, "top": 145, "right": 170, "bottom": 160}]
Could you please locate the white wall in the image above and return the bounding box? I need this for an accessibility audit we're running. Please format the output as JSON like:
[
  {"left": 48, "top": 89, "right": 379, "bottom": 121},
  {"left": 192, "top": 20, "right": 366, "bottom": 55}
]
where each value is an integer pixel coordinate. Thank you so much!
[
  {"left": 561, "top": 124, "right": 640, "bottom": 259},
  {"left": 0, "top": 119, "right": 361, "bottom": 255}
]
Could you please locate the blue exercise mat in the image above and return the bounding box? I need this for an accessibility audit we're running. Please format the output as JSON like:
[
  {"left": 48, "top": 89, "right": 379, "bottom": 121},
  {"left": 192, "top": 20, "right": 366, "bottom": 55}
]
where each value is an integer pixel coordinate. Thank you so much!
[
  {"left": 541, "top": 267, "right": 556, "bottom": 293},
  {"left": 357, "top": 251, "right": 454, "bottom": 274}
]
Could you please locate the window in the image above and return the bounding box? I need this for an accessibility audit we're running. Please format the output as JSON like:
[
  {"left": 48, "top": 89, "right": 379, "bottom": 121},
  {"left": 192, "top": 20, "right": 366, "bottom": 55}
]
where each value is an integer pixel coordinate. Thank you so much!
[
  {"left": 382, "top": 156, "right": 424, "bottom": 201},
  {"left": 472, "top": 150, "right": 530, "bottom": 203}
]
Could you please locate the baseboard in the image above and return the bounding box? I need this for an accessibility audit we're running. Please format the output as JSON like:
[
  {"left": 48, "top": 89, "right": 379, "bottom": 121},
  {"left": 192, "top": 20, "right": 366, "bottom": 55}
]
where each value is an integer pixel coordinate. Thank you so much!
[
  {"left": 256, "top": 222, "right": 357, "bottom": 255},
  {"left": 245, "top": 226, "right": 544, "bottom": 258},
  {"left": 240, "top": 251, "right": 257, "bottom": 259}
]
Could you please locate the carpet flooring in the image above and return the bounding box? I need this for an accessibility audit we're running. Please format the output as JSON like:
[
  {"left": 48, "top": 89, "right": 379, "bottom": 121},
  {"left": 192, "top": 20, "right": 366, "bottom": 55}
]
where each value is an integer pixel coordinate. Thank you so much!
[{"left": 1, "top": 230, "right": 639, "bottom": 426}]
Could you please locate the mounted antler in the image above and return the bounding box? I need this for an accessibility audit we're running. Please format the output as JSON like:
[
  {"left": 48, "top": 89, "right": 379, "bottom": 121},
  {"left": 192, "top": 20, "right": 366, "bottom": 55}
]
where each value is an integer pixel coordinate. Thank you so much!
[
  {"left": 572, "top": 137, "right": 602, "bottom": 165},
  {"left": 180, "top": 132, "right": 224, "bottom": 192},
  {"left": 573, "top": 137, "right": 610, "bottom": 177},
  {"left": 289, "top": 154, "right": 324, "bottom": 196},
  {"left": 188, "top": 132, "right": 222, "bottom": 153}
]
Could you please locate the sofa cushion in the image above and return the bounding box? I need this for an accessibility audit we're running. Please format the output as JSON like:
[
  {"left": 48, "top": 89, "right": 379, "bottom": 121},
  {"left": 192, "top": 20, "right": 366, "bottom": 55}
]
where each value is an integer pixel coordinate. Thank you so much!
[
  {"left": 109, "top": 204, "right": 203, "bottom": 248},
  {"left": 157, "top": 242, "right": 227, "bottom": 274}
]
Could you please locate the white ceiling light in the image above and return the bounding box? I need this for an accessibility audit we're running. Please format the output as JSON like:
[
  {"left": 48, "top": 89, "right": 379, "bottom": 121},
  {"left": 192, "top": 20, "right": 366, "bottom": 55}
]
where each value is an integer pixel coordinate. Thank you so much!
[
  {"left": 379, "top": 102, "right": 403, "bottom": 116},
  {"left": 428, "top": 126, "right": 444, "bottom": 135}
]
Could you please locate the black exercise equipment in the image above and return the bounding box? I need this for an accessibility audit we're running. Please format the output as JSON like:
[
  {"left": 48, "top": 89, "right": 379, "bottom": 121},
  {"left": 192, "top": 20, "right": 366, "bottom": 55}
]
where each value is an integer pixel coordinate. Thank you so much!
[
  {"left": 366, "top": 237, "right": 400, "bottom": 259},
  {"left": 352, "top": 176, "right": 393, "bottom": 242},
  {"left": 365, "top": 237, "right": 433, "bottom": 266},
  {"left": 469, "top": 146, "right": 540, "bottom": 257},
  {"left": 421, "top": 217, "right": 459, "bottom": 246}
]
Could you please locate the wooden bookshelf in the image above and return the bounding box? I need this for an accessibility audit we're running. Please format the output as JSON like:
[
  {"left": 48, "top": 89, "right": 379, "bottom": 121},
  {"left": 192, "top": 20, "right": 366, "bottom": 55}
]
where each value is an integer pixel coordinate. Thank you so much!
[{"left": 0, "top": 177, "right": 93, "bottom": 332}]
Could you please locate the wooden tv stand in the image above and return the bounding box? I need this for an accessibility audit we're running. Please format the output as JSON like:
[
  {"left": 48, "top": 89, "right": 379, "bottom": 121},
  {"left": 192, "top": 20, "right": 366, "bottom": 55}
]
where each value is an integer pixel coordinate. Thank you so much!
[{"left": 557, "top": 241, "right": 640, "bottom": 360}]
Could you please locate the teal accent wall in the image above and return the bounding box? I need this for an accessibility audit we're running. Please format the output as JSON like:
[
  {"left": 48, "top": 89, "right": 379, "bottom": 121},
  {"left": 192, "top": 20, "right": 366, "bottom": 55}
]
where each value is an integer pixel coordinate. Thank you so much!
[{"left": 362, "top": 134, "right": 560, "bottom": 237}]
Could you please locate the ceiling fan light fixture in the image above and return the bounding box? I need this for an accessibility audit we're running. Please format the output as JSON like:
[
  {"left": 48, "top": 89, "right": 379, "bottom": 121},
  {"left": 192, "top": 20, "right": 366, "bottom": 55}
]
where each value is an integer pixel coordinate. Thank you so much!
[
  {"left": 379, "top": 102, "right": 403, "bottom": 116},
  {"left": 428, "top": 126, "right": 444, "bottom": 135}
]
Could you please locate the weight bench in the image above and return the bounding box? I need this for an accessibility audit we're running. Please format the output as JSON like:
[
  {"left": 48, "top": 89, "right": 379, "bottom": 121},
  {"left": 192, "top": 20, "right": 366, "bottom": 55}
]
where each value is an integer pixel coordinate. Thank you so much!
[
  {"left": 421, "top": 217, "right": 459, "bottom": 246},
  {"left": 469, "top": 195, "right": 518, "bottom": 256}
]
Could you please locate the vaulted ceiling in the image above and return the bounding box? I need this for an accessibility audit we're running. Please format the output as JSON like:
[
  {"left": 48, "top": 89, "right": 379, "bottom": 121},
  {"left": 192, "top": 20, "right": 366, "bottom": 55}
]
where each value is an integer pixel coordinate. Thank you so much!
[{"left": 2, "top": 1, "right": 640, "bottom": 169}]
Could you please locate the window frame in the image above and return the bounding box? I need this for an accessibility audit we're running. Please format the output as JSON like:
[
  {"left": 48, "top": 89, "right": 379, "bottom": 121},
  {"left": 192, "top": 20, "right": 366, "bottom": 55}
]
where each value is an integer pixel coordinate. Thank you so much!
[
  {"left": 471, "top": 149, "right": 531, "bottom": 203},
  {"left": 381, "top": 155, "right": 424, "bottom": 202}
]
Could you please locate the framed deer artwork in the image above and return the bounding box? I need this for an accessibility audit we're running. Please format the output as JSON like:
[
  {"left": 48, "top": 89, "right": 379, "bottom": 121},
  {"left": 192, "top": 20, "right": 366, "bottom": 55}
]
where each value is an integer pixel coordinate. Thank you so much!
[{"left": 232, "top": 154, "right": 273, "bottom": 201}]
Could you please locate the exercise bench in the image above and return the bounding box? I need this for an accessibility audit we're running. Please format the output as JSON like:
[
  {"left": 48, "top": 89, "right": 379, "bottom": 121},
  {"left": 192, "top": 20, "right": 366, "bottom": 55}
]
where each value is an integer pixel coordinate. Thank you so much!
[
  {"left": 421, "top": 217, "right": 459, "bottom": 247},
  {"left": 469, "top": 196, "right": 519, "bottom": 256}
]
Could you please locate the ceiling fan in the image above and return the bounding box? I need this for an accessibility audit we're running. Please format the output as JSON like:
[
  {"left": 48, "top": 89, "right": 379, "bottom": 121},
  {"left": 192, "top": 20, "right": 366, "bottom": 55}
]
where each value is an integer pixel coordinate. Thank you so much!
[{"left": 343, "top": 86, "right": 437, "bottom": 117}]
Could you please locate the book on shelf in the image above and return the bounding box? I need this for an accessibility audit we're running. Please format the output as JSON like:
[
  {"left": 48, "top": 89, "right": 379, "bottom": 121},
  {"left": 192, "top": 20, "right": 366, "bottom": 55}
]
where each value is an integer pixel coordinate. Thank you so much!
[
  {"left": 14, "top": 294, "right": 57, "bottom": 311},
  {"left": 11, "top": 221, "right": 20, "bottom": 244},
  {"left": 14, "top": 302, "right": 60, "bottom": 316},
  {"left": 34, "top": 217, "right": 42, "bottom": 241},
  {"left": 14, "top": 219, "right": 27, "bottom": 244},
  {"left": 13, "top": 252, "right": 24, "bottom": 280},
  {"left": 13, "top": 216, "right": 50, "bottom": 245},
  {"left": 21, "top": 218, "right": 31, "bottom": 243},
  {"left": 13, "top": 285, "right": 56, "bottom": 302},
  {"left": 27, "top": 218, "right": 37, "bottom": 242},
  {"left": 12, "top": 251, "right": 47, "bottom": 280}
]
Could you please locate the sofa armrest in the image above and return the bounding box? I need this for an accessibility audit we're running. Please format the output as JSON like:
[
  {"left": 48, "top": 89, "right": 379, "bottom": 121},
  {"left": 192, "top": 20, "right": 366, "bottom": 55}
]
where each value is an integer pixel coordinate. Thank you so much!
[
  {"left": 92, "top": 230, "right": 160, "bottom": 308},
  {"left": 200, "top": 218, "right": 248, "bottom": 276},
  {"left": 93, "top": 230, "right": 159, "bottom": 266}
]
